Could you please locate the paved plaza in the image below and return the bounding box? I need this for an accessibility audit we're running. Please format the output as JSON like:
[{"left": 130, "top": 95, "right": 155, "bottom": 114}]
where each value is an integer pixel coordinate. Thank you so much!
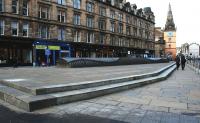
[
  {"left": 0, "top": 63, "right": 171, "bottom": 89},
  {"left": 0, "top": 64, "right": 200, "bottom": 123}
]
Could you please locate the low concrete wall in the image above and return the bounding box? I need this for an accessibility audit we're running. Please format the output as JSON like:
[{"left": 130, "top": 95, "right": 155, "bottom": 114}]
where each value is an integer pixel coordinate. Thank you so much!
[{"left": 57, "top": 57, "right": 169, "bottom": 68}]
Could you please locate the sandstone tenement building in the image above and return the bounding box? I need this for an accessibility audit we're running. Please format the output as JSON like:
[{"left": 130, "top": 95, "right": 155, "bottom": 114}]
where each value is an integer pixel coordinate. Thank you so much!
[{"left": 0, "top": 0, "right": 155, "bottom": 66}]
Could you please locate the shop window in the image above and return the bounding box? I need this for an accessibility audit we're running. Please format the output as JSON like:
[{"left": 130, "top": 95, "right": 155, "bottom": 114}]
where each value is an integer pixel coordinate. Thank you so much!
[
  {"left": 0, "top": 48, "right": 8, "bottom": 64},
  {"left": 22, "top": 49, "right": 32, "bottom": 63}
]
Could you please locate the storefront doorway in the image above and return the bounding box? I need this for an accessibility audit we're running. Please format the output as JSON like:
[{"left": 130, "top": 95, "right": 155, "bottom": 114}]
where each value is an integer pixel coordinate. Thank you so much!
[{"left": 33, "top": 40, "right": 71, "bottom": 66}]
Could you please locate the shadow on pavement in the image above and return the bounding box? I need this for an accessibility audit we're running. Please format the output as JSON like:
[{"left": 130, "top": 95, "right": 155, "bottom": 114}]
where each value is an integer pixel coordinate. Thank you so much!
[{"left": 0, "top": 105, "right": 127, "bottom": 123}]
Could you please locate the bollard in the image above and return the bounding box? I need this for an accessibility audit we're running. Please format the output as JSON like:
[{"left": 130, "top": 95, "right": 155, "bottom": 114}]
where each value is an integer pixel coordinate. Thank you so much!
[{"left": 33, "top": 62, "right": 36, "bottom": 67}]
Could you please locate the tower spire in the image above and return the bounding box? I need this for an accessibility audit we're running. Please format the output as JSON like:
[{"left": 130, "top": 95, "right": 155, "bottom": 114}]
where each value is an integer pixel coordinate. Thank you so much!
[
  {"left": 164, "top": 3, "right": 176, "bottom": 31},
  {"left": 169, "top": 3, "right": 171, "bottom": 11}
]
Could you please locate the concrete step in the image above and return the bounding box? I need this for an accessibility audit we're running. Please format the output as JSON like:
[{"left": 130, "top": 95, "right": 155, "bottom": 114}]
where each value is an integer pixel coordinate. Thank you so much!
[
  {"left": 0, "top": 63, "right": 175, "bottom": 95},
  {"left": 0, "top": 64, "right": 176, "bottom": 111}
]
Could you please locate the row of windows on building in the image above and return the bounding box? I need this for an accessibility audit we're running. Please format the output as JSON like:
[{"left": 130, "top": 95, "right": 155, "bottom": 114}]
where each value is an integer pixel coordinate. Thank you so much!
[
  {"left": 0, "top": 20, "right": 151, "bottom": 47},
  {"left": 0, "top": 19, "right": 151, "bottom": 41},
  {"left": 0, "top": 0, "right": 152, "bottom": 29},
  {"left": 0, "top": 21, "right": 28, "bottom": 37}
]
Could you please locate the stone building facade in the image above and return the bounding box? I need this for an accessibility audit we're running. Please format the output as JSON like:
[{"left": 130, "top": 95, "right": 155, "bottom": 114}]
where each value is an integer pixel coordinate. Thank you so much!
[{"left": 0, "top": 0, "right": 155, "bottom": 66}]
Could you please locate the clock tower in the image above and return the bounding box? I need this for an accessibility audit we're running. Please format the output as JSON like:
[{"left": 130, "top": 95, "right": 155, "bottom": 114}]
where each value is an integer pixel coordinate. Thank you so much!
[{"left": 164, "top": 3, "right": 176, "bottom": 60}]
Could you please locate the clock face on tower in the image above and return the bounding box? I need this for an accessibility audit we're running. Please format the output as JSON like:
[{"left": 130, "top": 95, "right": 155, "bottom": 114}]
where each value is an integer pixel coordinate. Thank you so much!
[{"left": 167, "top": 32, "right": 173, "bottom": 37}]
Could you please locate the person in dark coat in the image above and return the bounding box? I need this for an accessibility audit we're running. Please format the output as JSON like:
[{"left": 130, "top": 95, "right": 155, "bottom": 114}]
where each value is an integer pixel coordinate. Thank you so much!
[
  {"left": 180, "top": 54, "right": 186, "bottom": 70},
  {"left": 175, "top": 55, "right": 180, "bottom": 70}
]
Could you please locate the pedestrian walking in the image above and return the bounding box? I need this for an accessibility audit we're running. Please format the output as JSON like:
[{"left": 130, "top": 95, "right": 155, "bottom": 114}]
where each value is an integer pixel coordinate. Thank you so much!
[
  {"left": 175, "top": 55, "right": 180, "bottom": 70},
  {"left": 180, "top": 54, "right": 186, "bottom": 70}
]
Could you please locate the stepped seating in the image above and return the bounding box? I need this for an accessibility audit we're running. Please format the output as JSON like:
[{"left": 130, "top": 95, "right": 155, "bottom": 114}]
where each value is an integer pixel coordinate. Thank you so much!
[{"left": 0, "top": 63, "right": 176, "bottom": 112}]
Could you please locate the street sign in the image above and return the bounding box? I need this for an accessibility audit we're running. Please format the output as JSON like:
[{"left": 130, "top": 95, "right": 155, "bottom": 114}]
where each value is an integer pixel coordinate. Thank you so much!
[
  {"left": 36, "top": 45, "right": 47, "bottom": 49},
  {"left": 48, "top": 46, "right": 60, "bottom": 50}
]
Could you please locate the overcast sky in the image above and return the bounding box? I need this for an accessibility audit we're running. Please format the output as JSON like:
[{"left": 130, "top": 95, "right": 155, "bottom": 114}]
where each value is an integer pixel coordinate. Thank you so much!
[{"left": 127, "top": 0, "right": 200, "bottom": 47}]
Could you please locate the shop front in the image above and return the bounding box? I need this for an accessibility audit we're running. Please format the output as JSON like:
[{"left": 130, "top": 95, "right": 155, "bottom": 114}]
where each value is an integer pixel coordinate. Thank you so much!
[
  {"left": 33, "top": 40, "right": 72, "bottom": 66},
  {"left": 0, "top": 36, "right": 33, "bottom": 67}
]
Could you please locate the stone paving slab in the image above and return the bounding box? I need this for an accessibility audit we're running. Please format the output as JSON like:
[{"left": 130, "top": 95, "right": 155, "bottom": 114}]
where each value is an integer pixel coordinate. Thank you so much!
[
  {"left": 0, "top": 63, "right": 172, "bottom": 89},
  {"left": 31, "top": 65, "right": 200, "bottom": 122},
  {"left": 1, "top": 64, "right": 200, "bottom": 123}
]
